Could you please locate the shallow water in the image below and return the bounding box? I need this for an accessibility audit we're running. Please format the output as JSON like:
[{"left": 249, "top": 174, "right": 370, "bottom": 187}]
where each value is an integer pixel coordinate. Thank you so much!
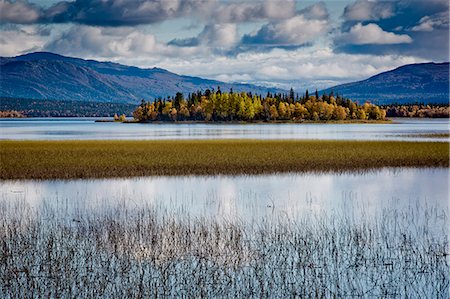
[
  {"left": 0, "top": 117, "right": 448, "bottom": 141},
  {"left": 2, "top": 168, "right": 448, "bottom": 226},
  {"left": 1, "top": 168, "right": 448, "bottom": 297}
]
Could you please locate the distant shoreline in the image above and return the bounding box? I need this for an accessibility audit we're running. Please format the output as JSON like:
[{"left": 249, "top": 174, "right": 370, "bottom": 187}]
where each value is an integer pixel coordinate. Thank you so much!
[{"left": 96, "top": 119, "right": 393, "bottom": 124}]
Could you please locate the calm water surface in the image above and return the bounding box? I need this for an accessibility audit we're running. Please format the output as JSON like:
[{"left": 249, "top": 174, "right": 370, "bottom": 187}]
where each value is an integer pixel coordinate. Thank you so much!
[
  {"left": 2, "top": 168, "right": 448, "bottom": 225},
  {"left": 0, "top": 117, "right": 448, "bottom": 141}
]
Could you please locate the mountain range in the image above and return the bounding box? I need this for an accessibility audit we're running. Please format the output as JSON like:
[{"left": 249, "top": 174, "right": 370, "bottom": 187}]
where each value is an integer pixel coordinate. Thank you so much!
[
  {"left": 321, "top": 62, "right": 449, "bottom": 104},
  {"left": 0, "top": 52, "right": 282, "bottom": 104},
  {"left": 1, "top": 52, "right": 449, "bottom": 105}
]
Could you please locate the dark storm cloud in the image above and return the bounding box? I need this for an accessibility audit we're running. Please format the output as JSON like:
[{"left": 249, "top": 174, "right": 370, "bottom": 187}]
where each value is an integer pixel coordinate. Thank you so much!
[
  {"left": 0, "top": 0, "right": 42, "bottom": 24},
  {"left": 0, "top": 0, "right": 318, "bottom": 27},
  {"left": 0, "top": 0, "right": 216, "bottom": 26},
  {"left": 49, "top": 0, "right": 217, "bottom": 26},
  {"left": 335, "top": 0, "right": 449, "bottom": 61},
  {"left": 0, "top": 0, "right": 298, "bottom": 26}
]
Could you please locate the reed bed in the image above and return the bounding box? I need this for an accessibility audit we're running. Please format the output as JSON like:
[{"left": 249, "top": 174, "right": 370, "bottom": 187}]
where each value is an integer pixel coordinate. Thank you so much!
[
  {"left": 1, "top": 140, "right": 448, "bottom": 179},
  {"left": 0, "top": 200, "right": 448, "bottom": 298}
]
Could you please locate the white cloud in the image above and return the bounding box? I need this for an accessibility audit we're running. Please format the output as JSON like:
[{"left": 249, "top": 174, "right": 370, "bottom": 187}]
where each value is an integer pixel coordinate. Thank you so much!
[
  {"left": 339, "top": 23, "right": 413, "bottom": 45},
  {"left": 0, "top": 0, "right": 41, "bottom": 24},
  {"left": 212, "top": 0, "right": 296, "bottom": 23},
  {"left": 262, "top": 0, "right": 296, "bottom": 19},
  {"left": 299, "top": 2, "right": 329, "bottom": 20},
  {"left": 150, "top": 46, "right": 423, "bottom": 90},
  {"left": 0, "top": 26, "right": 46, "bottom": 56},
  {"left": 214, "top": 73, "right": 253, "bottom": 82},
  {"left": 242, "top": 14, "right": 329, "bottom": 46},
  {"left": 44, "top": 25, "right": 203, "bottom": 59},
  {"left": 411, "top": 11, "right": 449, "bottom": 32},
  {"left": 343, "top": 0, "right": 394, "bottom": 21},
  {"left": 198, "top": 23, "right": 239, "bottom": 49}
]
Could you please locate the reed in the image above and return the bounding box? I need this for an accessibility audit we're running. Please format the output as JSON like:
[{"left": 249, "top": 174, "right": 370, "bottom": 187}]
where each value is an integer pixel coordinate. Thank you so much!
[
  {"left": 0, "top": 140, "right": 448, "bottom": 179},
  {"left": 0, "top": 200, "right": 448, "bottom": 298}
]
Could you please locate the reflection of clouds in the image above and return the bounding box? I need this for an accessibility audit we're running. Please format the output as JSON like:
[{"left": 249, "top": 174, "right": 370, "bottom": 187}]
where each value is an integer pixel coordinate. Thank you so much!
[
  {"left": 216, "top": 178, "right": 237, "bottom": 219},
  {"left": 0, "top": 168, "right": 448, "bottom": 225}
]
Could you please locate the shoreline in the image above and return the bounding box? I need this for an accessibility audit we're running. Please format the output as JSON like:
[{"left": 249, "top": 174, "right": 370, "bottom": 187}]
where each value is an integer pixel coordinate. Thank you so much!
[{"left": 124, "top": 119, "right": 393, "bottom": 124}]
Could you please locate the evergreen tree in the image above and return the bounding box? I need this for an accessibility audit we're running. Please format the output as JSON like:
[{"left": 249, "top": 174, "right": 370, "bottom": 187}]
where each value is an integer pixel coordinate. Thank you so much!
[{"left": 174, "top": 92, "right": 183, "bottom": 110}]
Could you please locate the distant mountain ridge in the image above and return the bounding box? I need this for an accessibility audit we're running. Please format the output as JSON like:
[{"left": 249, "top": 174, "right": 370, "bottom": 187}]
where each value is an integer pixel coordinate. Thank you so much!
[
  {"left": 321, "top": 62, "right": 449, "bottom": 104},
  {"left": 1, "top": 53, "right": 448, "bottom": 105},
  {"left": 0, "top": 52, "right": 283, "bottom": 104}
]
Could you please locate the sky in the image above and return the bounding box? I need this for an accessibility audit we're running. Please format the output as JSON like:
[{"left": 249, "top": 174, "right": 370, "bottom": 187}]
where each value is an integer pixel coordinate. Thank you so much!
[{"left": 0, "top": 0, "right": 449, "bottom": 90}]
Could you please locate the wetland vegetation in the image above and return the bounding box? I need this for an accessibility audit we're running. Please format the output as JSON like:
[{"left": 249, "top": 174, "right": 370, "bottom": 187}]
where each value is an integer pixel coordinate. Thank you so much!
[
  {"left": 1, "top": 140, "right": 448, "bottom": 179},
  {"left": 0, "top": 201, "right": 448, "bottom": 298}
]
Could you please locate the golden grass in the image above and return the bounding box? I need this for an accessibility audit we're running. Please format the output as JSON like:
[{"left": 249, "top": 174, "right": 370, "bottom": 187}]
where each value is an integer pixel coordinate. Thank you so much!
[{"left": 0, "top": 140, "right": 448, "bottom": 179}]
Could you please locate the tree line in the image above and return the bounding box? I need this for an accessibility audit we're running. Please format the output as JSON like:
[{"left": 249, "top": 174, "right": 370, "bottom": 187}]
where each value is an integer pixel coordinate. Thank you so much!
[
  {"left": 133, "top": 87, "right": 386, "bottom": 122},
  {"left": 382, "top": 104, "right": 449, "bottom": 118},
  {"left": 1, "top": 97, "right": 136, "bottom": 118}
]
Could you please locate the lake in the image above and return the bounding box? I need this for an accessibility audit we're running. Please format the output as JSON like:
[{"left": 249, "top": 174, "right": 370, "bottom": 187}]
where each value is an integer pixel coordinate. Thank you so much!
[
  {"left": 2, "top": 168, "right": 448, "bottom": 226},
  {"left": 2, "top": 168, "right": 448, "bottom": 297},
  {"left": 1, "top": 119, "right": 449, "bottom": 297},
  {"left": 0, "top": 117, "right": 448, "bottom": 141}
]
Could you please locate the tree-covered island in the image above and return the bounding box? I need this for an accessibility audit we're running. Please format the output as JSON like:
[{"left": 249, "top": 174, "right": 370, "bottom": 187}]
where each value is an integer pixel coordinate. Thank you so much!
[{"left": 133, "top": 88, "right": 386, "bottom": 122}]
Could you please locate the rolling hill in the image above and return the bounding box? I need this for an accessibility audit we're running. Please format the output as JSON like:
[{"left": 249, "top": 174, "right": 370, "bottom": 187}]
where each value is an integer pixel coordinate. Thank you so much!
[
  {"left": 321, "top": 62, "right": 449, "bottom": 104},
  {"left": 0, "top": 52, "right": 282, "bottom": 104}
]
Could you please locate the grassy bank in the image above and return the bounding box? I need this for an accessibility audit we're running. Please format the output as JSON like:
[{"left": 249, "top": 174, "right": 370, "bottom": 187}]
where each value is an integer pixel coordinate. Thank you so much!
[{"left": 0, "top": 140, "right": 448, "bottom": 179}]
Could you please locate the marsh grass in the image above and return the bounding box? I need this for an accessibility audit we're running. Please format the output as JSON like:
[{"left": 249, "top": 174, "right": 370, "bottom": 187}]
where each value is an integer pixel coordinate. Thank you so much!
[
  {"left": 0, "top": 200, "right": 448, "bottom": 298},
  {"left": 1, "top": 140, "right": 448, "bottom": 179}
]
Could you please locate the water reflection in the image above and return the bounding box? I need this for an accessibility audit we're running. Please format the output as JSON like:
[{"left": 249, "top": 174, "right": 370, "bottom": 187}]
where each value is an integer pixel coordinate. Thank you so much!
[
  {"left": 0, "top": 117, "right": 448, "bottom": 141},
  {"left": 2, "top": 168, "right": 448, "bottom": 224}
]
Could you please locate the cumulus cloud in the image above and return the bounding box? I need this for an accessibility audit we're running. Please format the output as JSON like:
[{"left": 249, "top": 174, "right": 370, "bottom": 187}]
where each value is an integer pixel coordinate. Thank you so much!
[
  {"left": 170, "top": 2, "right": 328, "bottom": 53},
  {"left": 1, "top": 0, "right": 298, "bottom": 26},
  {"left": 338, "top": 23, "right": 413, "bottom": 45},
  {"left": 298, "top": 2, "right": 329, "bottom": 20},
  {"left": 0, "top": 0, "right": 42, "bottom": 24},
  {"left": 242, "top": 15, "right": 329, "bottom": 47},
  {"left": 240, "top": 3, "right": 330, "bottom": 48},
  {"left": 211, "top": 0, "right": 296, "bottom": 23},
  {"left": 44, "top": 25, "right": 202, "bottom": 59},
  {"left": 199, "top": 23, "right": 239, "bottom": 48},
  {"left": 336, "top": 0, "right": 448, "bottom": 60},
  {"left": 48, "top": 0, "right": 217, "bottom": 26},
  {"left": 262, "top": 0, "right": 296, "bottom": 19},
  {"left": 411, "top": 11, "right": 449, "bottom": 31},
  {"left": 169, "top": 23, "right": 238, "bottom": 51},
  {"left": 343, "top": 0, "right": 394, "bottom": 21},
  {"left": 0, "top": 0, "right": 447, "bottom": 91}
]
